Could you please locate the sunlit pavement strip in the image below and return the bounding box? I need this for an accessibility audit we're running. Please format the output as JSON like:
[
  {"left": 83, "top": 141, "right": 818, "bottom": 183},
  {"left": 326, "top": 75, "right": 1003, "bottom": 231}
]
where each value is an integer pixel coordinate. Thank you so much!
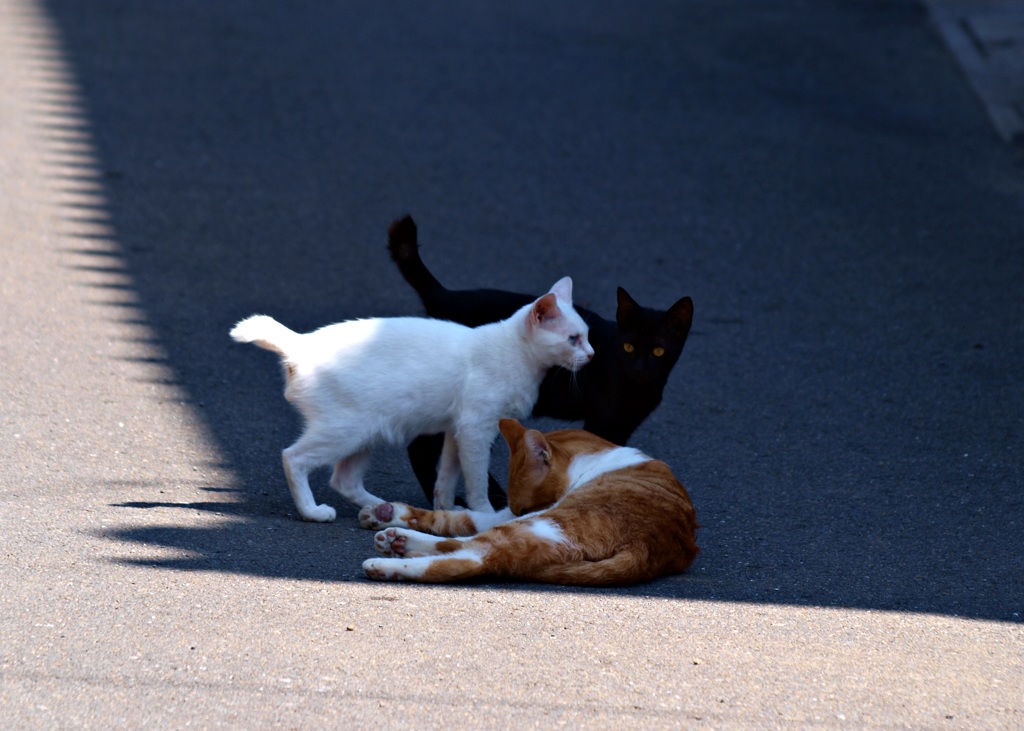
[
  {"left": 0, "top": 0, "right": 241, "bottom": 547},
  {"left": 0, "top": 0, "right": 232, "bottom": 493},
  {"left": 925, "top": 0, "right": 1024, "bottom": 143}
]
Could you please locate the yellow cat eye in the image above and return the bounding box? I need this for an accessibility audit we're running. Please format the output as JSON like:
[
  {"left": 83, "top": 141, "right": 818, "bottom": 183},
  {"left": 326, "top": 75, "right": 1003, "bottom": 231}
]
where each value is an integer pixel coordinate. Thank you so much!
[
  {"left": 622, "top": 343, "right": 634, "bottom": 353},
  {"left": 653, "top": 347, "right": 665, "bottom": 357}
]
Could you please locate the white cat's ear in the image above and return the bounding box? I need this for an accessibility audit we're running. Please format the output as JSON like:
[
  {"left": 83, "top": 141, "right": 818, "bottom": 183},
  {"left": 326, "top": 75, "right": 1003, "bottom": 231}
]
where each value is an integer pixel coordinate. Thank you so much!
[
  {"left": 529, "top": 293, "right": 561, "bottom": 327},
  {"left": 548, "top": 276, "right": 573, "bottom": 303}
]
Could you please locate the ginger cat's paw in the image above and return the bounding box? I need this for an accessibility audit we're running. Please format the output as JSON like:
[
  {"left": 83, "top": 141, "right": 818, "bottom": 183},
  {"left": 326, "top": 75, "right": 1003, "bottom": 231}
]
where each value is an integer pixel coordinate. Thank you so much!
[
  {"left": 374, "top": 527, "right": 411, "bottom": 557},
  {"left": 363, "top": 558, "right": 399, "bottom": 581},
  {"left": 359, "top": 502, "right": 407, "bottom": 530},
  {"left": 373, "top": 527, "right": 447, "bottom": 558}
]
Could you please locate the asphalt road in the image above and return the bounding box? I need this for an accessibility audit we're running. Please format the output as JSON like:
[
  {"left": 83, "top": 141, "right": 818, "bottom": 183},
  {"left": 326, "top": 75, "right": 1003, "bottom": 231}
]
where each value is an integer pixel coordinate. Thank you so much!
[{"left": 2, "top": 0, "right": 1022, "bottom": 728}]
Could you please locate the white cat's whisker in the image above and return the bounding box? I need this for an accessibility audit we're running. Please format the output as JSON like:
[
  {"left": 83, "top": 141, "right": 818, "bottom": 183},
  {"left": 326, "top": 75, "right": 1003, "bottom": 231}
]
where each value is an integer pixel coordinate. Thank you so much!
[{"left": 568, "top": 366, "right": 583, "bottom": 397}]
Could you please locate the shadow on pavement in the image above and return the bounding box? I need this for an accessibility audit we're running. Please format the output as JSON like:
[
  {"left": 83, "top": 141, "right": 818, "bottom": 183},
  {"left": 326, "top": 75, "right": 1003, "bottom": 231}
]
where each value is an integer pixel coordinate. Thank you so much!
[{"left": 39, "top": 0, "right": 1024, "bottom": 621}]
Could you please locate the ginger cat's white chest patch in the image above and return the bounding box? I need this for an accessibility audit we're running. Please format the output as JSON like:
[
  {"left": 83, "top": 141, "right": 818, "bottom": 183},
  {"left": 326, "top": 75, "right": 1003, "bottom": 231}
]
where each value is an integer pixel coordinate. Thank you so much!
[{"left": 565, "top": 447, "right": 651, "bottom": 493}]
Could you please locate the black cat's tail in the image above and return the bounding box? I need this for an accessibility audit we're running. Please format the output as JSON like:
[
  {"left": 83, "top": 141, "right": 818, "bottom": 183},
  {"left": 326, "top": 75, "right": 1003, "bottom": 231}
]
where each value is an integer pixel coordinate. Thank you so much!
[{"left": 387, "top": 214, "right": 445, "bottom": 299}]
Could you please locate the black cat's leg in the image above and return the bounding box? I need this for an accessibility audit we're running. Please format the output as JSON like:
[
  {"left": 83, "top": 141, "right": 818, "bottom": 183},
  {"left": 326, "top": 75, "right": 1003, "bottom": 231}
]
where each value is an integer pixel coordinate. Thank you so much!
[
  {"left": 406, "top": 433, "right": 445, "bottom": 504},
  {"left": 583, "top": 417, "right": 635, "bottom": 446},
  {"left": 487, "top": 473, "right": 508, "bottom": 509},
  {"left": 584, "top": 389, "right": 665, "bottom": 445}
]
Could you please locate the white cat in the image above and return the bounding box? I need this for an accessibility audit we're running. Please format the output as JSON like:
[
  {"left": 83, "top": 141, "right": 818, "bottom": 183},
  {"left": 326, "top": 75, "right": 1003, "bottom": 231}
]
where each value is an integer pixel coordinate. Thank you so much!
[{"left": 230, "top": 277, "right": 594, "bottom": 522}]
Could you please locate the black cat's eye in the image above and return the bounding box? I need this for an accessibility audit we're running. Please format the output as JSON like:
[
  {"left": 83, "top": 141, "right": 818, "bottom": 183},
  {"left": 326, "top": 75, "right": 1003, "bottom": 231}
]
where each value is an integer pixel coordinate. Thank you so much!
[
  {"left": 622, "top": 343, "right": 634, "bottom": 353},
  {"left": 652, "top": 347, "right": 665, "bottom": 357}
]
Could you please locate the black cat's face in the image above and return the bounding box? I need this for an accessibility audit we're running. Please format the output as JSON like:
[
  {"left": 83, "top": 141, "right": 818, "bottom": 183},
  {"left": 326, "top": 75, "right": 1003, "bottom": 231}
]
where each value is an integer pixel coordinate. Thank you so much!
[{"left": 615, "top": 288, "right": 693, "bottom": 386}]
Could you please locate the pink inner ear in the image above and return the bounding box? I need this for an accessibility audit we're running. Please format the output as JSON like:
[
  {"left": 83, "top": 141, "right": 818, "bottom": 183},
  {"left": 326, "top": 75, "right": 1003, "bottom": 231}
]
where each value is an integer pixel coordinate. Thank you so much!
[{"left": 532, "top": 293, "right": 560, "bottom": 324}]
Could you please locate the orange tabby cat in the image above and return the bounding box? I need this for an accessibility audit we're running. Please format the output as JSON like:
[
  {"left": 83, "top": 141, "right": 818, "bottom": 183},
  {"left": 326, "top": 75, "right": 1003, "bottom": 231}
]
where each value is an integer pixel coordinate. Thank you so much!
[{"left": 359, "top": 419, "right": 699, "bottom": 586}]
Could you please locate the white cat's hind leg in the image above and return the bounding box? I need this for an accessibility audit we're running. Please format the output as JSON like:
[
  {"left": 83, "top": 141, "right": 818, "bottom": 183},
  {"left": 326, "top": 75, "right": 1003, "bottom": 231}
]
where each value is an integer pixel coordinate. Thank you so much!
[
  {"left": 282, "top": 446, "right": 336, "bottom": 522},
  {"left": 329, "top": 448, "right": 384, "bottom": 508}
]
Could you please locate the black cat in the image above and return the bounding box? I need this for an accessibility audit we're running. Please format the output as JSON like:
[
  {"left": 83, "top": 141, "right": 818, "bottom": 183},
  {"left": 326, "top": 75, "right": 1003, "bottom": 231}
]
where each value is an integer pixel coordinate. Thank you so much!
[{"left": 387, "top": 214, "right": 693, "bottom": 508}]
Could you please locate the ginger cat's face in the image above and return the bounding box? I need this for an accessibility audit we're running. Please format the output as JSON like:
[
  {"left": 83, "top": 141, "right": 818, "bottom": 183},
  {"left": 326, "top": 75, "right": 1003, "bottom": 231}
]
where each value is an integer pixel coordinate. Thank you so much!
[{"left": 499, "top": 418, "right": 612, "bottom": 516}]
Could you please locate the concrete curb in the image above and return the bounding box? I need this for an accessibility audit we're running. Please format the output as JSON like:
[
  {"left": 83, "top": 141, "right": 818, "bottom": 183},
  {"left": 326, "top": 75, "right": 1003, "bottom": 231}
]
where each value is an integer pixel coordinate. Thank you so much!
[{"left": 924, "top": 0, "right": 1024, "bottom": 143}]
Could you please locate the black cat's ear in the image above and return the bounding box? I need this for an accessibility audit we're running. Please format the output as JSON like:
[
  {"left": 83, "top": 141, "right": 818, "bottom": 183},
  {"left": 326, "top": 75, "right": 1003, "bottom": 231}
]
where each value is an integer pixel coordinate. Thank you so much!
[
  {"left": 616, "top": 287, "right": 641, "bottom": 326},
  {"left": 663, "top": 296, "right": 694, "bottom": 338}
]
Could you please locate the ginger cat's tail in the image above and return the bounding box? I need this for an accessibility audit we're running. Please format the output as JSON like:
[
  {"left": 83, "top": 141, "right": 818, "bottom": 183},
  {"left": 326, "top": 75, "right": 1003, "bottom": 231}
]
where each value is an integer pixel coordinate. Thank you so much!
[
  {"left": 533, "top": 549, "right": 657, "bottom": 587},
  {"left": 230, "top": 315, "right": 300, "bottom": 357},
  {"left": 537, "top": 543, "right": 698, "bottom": 587},
  {"left": 387, "top": 214, "right": 445, "bottom": 298}
]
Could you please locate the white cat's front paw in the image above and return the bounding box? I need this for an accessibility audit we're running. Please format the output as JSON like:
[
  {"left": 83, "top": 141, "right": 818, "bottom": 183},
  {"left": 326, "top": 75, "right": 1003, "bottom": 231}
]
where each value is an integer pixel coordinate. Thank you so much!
[{"left": 299, "top": 503, "right": 337, "bottom": 522}]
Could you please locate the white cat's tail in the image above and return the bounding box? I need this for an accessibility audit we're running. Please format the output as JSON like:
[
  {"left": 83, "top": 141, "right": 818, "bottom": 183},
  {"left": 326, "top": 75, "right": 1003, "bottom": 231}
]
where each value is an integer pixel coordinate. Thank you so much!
[{"left": 230, "top": 315, "right": 300, "bottom": 357}]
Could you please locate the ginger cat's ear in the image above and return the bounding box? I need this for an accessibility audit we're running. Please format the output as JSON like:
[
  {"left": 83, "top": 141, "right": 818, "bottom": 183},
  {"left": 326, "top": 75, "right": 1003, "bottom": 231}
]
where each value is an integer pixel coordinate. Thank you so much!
[
  {"left": 504, "top": 422, "right": 555, "bottom": 516},
  {"left": 529, "top": 293, "right": 561, "bottom": 327},
  {"left": 548, "top": 276, "right": 573, "bottom": 303},
  {"left": 501, "top": 418, "right": 551, "bottom": 468},
  {"left": 523, "top": 430, "right": 551, "bottom": 467},
  {"left": 499, "top": 418, "right": 526, "bottom": 445}
]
